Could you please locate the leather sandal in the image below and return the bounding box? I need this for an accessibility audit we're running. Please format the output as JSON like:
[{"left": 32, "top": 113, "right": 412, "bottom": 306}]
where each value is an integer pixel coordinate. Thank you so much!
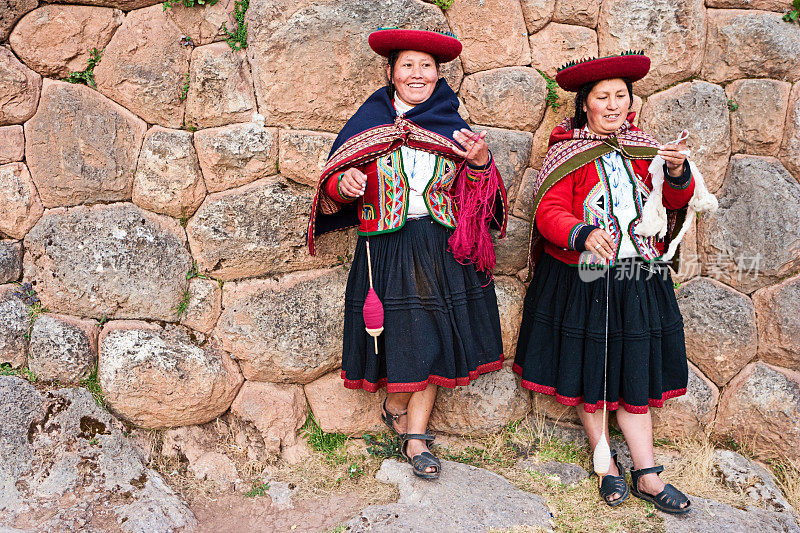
[
  {"left": 379, "top": 398, "right": 406, "bottom": 437},
  {"left": 599, "top": 449, "right": 629, "bottom": 507},
  {"left": 401, "top": 433, "right": 440, "bottom": 480},
  {"left": 630, "top": 465, "right": 692, "bottom": 514}
]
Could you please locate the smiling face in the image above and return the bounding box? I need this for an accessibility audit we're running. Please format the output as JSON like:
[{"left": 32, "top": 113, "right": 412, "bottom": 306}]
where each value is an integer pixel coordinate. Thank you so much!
[
  {"left": 387, "top": 50, "right": 439, "bottom": 106},
  {"left": 583, "top": 78, "right": 631, "bottom": 135}
]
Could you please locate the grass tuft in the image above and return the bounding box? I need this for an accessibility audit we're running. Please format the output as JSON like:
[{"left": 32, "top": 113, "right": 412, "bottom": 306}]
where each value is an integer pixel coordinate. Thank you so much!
[
  {"left": 244, "top": 480, "right": 269, "bottom": 498},
  {"left": 64, "top": 48, "right": 103, "bottom": 89},
  {"left": 80, "top": 364, "right": 106, "bottom": 408},
  {"left": 727, "top": 99, "right": 739, "bottom": 112},
  {"left": 222, "top": 0, "right": 249, "bottom": 50},
  {"left": 179, "top": 72, "right": 190, "bottom": 102},
  {"left": 175, "top": 289, "right": 192, "bottom": 318},
  {"left": 783, "top": 0, "right": 800, "bottom": 22},
  {"left": 302, "top": 412, "right": 348, "bottom": 464},
  {"left": 0, "top": 363, "right": 37, "bottom": 383},
  {"left": 163, "top": 0, "right": 217, "bottom": 10},
  {"left": 433, "top": 0, "right": 455, "bottom": 9},
  {"left": 536, "top": 69, "right": 562, "bottom": 112}
]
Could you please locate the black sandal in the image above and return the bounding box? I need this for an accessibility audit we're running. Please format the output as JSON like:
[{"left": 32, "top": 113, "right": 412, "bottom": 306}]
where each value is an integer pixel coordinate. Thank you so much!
[
  {"left": 400, "top": 433, "right": 440, "bottom": 480},
  {"left": 380, "top": 398, "right": 406, "bottom": 436},
  {"left": 598, "top": 449, "right": 629, "bottom": 507},
  {"left": 630, "top": 465, "right": 692, "bottom": 514}
]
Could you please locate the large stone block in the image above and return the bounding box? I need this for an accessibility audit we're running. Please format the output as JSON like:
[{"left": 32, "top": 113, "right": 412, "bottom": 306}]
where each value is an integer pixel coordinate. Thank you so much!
[
  {"left": 753, "top": 274, "right": 800, "bottom": 371},
  {"left": 529, "top": 86, "right": 575, "bottom": 169},
  {"left": 519, "top": 0, "right": 555, "bottom": 33},
  {"left": 194, "top": 121, "right": 278, "bottom": 193},
  {"left": 483, "top": 127, "right": 533, "bottom": 208},
  {"left": 132, "top": 126, "right": 206, "bottom": 219},
  {"left": 48, "top": 0, "right": 161, "bottom": 9},
  {"left": 494, "top": 276, "right": 524, "bottom": 358},
  {"left": 304, "top": 370, "right": 385, "bottom": 436},
  {"left": 24, "top": 80, "right": 147, "bottom": 208},
  {"left": 513, "top": 168, "right": 537, "bottom": 220},
  {"left": 228, "top": 381, "right": 306, "bottom": 459},
  {"left": 529, "top": 23, "right": 598, "bottom": 78},
  {"left": 598, "top": 0, "right": 706, "bottom": 95},
  {"left": 0, "top": 126, "right": 24, "bottom": 164},
  {"left": 0, "top": 47, "right": 41, "bottom": 126},
  {"left": 726, "top": 79, "right": 791, "bottom": 156},
  {"left": 9, "top": 5, "right": 122, "bottom": 78},
  {"left": 675, "top": 277, "right": 757, "bottom": 387},
  {"left": 187, "top": 177, "right": 350, "bottom": 279},
  {"left": 278, "top": 129, "right": 336, "bottom": 188},
  {"left": 28, "top": 314, "right": 98, "bottom": 384},
  {"left": 165, "top": 0, "right": 235, "bottom": 46},
  {"left": 714, "top": 362, "right": 800, "bottom": 462},
  {"left": 0, "top": 284, "right": 28, "bottom": 368},
  {"left": 215, "top": 268, "right": 347, "bottom": 384},
  {"left": 706, "top": 0, "right": 788, "bottom": 9},
  {"left": 0, "top": 241, "right": 23, "bottom": 284},
  {"left": 94, "top": 5, "right": 190, "bottom": 128},
  {"left": 552, "top": 0, "right": 600, "bottom": 27},
  {"left": 249, "top": 0, "right": 450, "bottom": 131},
  {"left": 0, "top": 163, "right": 43, "bottom": 240},
  {"left": 639, "top": 81, "right": 731, "bottom": 193},
  {"left": 703, "top": 10, "right": 800, "bottom": 84},
  {"left": 0, "top": 0, "right": 37, "bottom": 41},
  {"left": 697, "top": 156, "right": 800, "bottom": 294},
  {"left": 429, "top": 363, "right": 530, "bottom": 435},
  {"left": 179, "top": 278, "right": 222, "bottom": 334},
  {"left": 493, "top": 215, "right": 530, "bottom": 277},
  {"left": 460, "top": 67, "right": 547, "bottom": 131},
  {"left": 99, "top": 321, "right": 243, "bottom": 429},
  {"left": 23, "top": 203, "right": 192, "bottom": 321},
  {"left": 445, "top": 0, "right": 530, "bottom": 74},
  {"left": 651, "top": 362, "right": 719, "bottom": 440},
  {"left": 185, "top": 43, "right": 256, "bottom": 129},
  {"left": 779, "top": 83, "right": 800, "bottom": 183}
]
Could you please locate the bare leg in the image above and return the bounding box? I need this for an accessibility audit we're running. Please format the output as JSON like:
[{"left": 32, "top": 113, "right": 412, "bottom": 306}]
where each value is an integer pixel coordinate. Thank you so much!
[
  {"left": 404, "top": 385, "right": 439, "bottom": 473},
  {"left": 616, "top": 409, "right": 688, "bottom": 508},
  {"left": 383, "top": 392, "right": 412, "bottom": 434},
  {"left": 576, "top": 405, "right": 622, "bottom": 501}
]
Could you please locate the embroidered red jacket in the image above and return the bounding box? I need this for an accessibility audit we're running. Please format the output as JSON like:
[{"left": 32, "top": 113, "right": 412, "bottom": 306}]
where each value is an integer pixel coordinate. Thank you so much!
[{"left": 537, "top": 156, "right": 695, "bottom": 265}]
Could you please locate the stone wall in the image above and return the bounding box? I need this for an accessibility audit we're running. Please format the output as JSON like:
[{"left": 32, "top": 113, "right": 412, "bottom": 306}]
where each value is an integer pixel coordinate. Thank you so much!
[{"left": 1, "top": 0, "right": 799, "bottom": 463}]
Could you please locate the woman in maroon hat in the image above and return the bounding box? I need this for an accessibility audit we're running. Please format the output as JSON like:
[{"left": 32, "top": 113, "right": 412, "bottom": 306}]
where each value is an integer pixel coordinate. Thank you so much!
[
  {"left": 308, "top": 28, "right": 507, "bottom": 479},
  {"left": 513, "top": 52, "right": 709, "bottom": 513}
]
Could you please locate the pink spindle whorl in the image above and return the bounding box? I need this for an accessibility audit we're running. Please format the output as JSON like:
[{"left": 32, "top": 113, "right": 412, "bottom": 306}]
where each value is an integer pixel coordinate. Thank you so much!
[{"left": 363, "top": 288, "right": 384, "bottom": 330}]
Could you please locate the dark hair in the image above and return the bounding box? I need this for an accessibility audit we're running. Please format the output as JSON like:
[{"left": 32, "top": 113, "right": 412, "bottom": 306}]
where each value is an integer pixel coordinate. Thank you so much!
[
  {"left": 386, "top": 50, "right": 441, "bottom": 99},
  {"left": 573, "top": 78, "right": 634, "bottom": 129}
]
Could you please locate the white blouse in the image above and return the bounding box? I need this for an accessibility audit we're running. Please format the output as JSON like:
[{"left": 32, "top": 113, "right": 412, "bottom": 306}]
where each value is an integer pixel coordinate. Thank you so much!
[
  {"left": 394, "top": 96, "right": 436, "bottom": 218},
  {"left": 598, "top": 151, "right": 639, "bottom": 259}
]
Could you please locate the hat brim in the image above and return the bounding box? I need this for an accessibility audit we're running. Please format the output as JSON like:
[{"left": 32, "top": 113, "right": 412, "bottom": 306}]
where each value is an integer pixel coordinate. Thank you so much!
[
  {"left": 555, "top": 55, "right": 650, "bottom": 92},
  {"left": 368, "top": 29, "right": 462, "bottom": 63}
]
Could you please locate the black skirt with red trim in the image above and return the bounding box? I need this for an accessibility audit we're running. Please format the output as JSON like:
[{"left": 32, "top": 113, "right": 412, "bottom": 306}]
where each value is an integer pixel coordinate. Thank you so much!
[
  {"left": 513, "top": 252, "right": 688, "bottom": 414},
  {"left": 341, "top": 216, "right": 504, "bottom": 393}
]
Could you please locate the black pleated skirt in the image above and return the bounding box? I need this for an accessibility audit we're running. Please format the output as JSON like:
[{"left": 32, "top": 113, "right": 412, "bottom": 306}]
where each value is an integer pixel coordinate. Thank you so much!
[
  {"left": 513, "top": 252, "right": 688, "bottom": 414},
  {"left": 341, "top": 217, "right": 504, "bottom": 393}
]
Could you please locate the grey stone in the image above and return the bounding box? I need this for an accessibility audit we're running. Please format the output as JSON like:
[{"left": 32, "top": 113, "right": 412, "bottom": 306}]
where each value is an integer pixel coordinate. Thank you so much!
[
  {"left": 713, "top": 449, "right": 794, "bottom": 514},
  {"left": 28, "top": 315, "right": 95, "bottom": 384},
  {"left": 660, "top": 495, "right": 800, "bottom": 532},
  {"left": 0, "top": 285, "right": 28, "bottom": 368},
  {"left": 494, "top": 215, "right": 531, "bottom": 276},
  {"left": 347, "top": 459, "right": 552, "bottom": 531},
  {"left": 697, "top": 156, "right": 800, "bottom": 294},
  {"left": 0, "top": 377, "right": 196, "bottom": 531},
  {"left": 23, "top": 203, "right": 192, "bottom": 321},
  {"left": 0, "top": 241, "right": 22, "bottom": 284},
  {"left": 517, "top": 458, "right": 590, "bottom": 486},
  {"left": 215, "top": 268, "right": 347, "bottom": 383},
  {"left": 187, "top": 176, "right": 350, "bottom": 279},
  {"left": 267, "top": 481, "right": 296, "bottom": 510},
  {"left": 483, "top": 127, "right": 533, "bottom": 208},
  {"left": 675, "top": 278, "right": 757, "bottom": 387}
]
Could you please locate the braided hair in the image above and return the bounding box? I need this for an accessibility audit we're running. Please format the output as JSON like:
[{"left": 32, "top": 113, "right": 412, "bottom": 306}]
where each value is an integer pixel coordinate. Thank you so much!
[
  {"left": 573, "top": 78, "right": 634, "bottom": 130},
  {"left": 386, "top": 50, "right": 441, "bottom": 99}
]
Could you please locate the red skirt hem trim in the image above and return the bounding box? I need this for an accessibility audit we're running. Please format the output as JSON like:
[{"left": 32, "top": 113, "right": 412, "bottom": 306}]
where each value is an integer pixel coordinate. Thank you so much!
[
  {"left": 511, "top": 363, "right": 687, "bottom": 414},
  {"left": 342, "top": 356, "right": 504, "bottom": 393}
]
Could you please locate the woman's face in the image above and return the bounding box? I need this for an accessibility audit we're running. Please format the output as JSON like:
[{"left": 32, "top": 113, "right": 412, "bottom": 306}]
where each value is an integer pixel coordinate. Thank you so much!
[
  {"left": 388, "top": 50, "right": 439, "bottom": 106},
  {"left": 583, "top": 78, "right": 631, "bottom": 135}
]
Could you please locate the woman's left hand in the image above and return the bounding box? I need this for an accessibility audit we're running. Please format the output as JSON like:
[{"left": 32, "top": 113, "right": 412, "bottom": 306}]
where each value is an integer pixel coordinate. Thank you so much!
[
  {"left": 658, "top": 138, "right": 688, "bottom": 177},
  {"left": 453, "top": 128, "right": 490, "bottom": 167}
]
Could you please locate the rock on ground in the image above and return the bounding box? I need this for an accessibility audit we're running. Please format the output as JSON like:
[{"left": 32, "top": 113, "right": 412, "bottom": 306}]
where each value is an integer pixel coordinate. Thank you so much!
[
  {"left": 347, "top": 459, "right": 552, "bottom": 531},
  {"left": 0, "top": 376, "right": 196, "bottom": 532},
  {"left": 659, "top": 495, "right": 799, "bottom": 532},
  {"left": 27, "top": 314, "right": 98, "bottom": 384},
  {"left": 517, "top": 458, "right": 589, "bottom": 486},
  {"left": 99, "top": 321, "right": 243, "bottom": 429},
  {"left": 713, "top": 449, "right": 794, "bottom": 514}
]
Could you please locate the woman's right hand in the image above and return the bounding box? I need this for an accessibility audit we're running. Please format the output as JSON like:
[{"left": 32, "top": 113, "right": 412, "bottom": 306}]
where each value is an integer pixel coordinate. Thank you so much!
[
  {"left": 339, "top": 168, "right": 367, "bottom": 198},
  {"left": 584, "top": 228, "right": 615, "bottom": 262}
]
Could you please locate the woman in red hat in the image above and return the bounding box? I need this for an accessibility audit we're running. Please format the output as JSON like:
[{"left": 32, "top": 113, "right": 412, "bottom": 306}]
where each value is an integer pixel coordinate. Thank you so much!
[
  {"left": 514, "top": 52, "right": 714, "bottom": 513},
  {"left": 308, "top": 27, "right": 507, "bottom": 479}
]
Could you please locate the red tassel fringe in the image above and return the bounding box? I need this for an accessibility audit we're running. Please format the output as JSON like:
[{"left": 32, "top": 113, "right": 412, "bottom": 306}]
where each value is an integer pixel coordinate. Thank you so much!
[{"left": 448, "top": 162, "right": 501, "bottom": 274}]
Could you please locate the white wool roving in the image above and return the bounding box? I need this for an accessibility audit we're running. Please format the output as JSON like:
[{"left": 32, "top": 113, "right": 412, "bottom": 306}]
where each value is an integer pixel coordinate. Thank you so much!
[{"left": 636, "top": 157, "right": 718, "bottom": 261}]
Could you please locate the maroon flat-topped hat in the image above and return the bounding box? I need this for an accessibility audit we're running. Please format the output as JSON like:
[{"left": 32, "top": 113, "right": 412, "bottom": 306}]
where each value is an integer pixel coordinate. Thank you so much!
[
  {"left": 555, "top": 51, "right": 650, "bottom": 92},
  {"left": 368, "top": 27, "right": 462, "bottom": 63}
]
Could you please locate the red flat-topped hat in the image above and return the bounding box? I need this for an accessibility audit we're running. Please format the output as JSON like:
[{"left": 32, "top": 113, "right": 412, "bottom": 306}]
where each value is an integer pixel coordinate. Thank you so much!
[
  {"left": 555, "top": 51, "right": 650, "bottom": 92},
  {"left": 368, "top": 27, "right": 462, "bottom": 63}
]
